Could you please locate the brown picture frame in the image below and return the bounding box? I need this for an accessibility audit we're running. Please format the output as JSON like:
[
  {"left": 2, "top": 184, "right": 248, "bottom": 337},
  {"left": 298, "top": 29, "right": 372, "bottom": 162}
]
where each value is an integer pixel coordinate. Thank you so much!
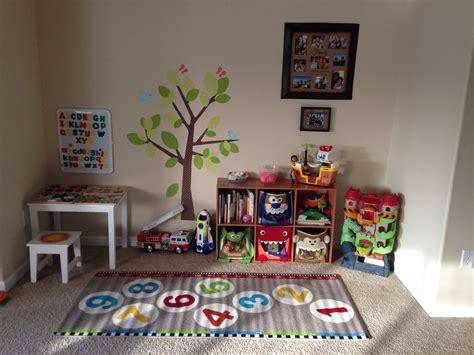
[
  {"left": 281, "top": 23, "right": 359, "bottom": 100},
  {"left": 300, "top": 107, "right": 331, "bottom": 132}
]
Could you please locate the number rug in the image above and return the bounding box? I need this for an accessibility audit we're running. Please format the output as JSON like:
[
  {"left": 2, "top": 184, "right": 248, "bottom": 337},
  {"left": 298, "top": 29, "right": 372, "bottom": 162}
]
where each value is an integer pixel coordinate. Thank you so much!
[{"left": 55, "top": 271, "right": 369, "bottom": 339}]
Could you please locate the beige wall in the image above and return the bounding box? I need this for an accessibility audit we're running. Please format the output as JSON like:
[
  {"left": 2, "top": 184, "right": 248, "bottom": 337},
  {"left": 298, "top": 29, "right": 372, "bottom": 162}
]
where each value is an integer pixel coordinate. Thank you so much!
[
  {"left": 36, "top": 0, "right": 406, "bottom": 235},
  {"left": 0, "top": 0, "right": 48, "bottom": 286},
  {"left": 385, "top": 0, "right": 473, "bottom": 312},
  {"left": 437, "top": 49, "right": 473, "bottom": 307}
]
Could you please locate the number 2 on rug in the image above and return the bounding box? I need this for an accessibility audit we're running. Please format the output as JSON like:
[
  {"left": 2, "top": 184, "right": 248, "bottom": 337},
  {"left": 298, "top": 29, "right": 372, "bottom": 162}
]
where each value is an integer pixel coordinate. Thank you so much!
[{"left": 272, "top": 284, "right": 313, "bottom": 305}]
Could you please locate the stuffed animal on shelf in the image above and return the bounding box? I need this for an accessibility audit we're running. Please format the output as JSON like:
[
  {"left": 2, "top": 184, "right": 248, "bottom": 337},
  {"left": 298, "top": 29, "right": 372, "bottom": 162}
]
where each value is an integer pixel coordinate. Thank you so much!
[{"left": 258, "top": 191, "right": 292, "bottom": 225}]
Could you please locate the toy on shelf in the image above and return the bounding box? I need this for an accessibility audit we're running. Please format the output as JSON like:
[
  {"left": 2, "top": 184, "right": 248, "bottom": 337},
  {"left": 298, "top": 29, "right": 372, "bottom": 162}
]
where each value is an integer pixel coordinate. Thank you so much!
[
  {"left": 0, "top": 291, "right": 10, "bottom": 308},
  {"left": 218, "top": 227, "right": 254, "bottom": 263},
  {"left": 294, "top": 229, "right": 330, "bottom": 263},
  {"left": 290, "top": 144, "right": 338, "bottom": 187},
  {"left": 256, "top": 226, "right": 292, "bottom": 262},
  {"left": 296, "top": 192, "right": 331, "bottom": 225},
  {"left": 259, "top": 164, "right": 278, "bottom": 184},
  {"left": 258, "top": 191, "right": 292, "bottom": 225},
  {"left": 136, "top": 205, "right": 192, "bottom": 254},
  {"left": 194, "top": 209, "right": 215, "bottom": 254},
  {"left": 228, "top": 171, "right": 248, "bottom": 183},
  {"left": 340, "top": 187, "right": 400, "bottom": 277}
]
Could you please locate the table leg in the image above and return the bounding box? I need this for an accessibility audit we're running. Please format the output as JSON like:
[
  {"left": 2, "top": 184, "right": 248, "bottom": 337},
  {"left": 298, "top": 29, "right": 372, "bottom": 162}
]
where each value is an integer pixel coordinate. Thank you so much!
[
  {"left": 53, "top": 212, "right": 62, "bottom": 231},
  {"left": 29, "top": 206, "right": 40, "bottom": 239},
  {"left": 108, "top": 209, "right": 116, "bottom": 270},
  {"left": 121, "top": 194, "right": 128, "bottom": 248}
]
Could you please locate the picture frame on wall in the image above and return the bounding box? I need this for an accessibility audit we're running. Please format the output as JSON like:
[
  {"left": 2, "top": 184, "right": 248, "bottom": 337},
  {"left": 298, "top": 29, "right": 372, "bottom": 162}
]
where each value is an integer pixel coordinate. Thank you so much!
[
  {"left": 300, "top": 107, "right": 331, "bottom": 132},
  {"left": 281, "top": 23, "right": 359, "bottom": 100}
]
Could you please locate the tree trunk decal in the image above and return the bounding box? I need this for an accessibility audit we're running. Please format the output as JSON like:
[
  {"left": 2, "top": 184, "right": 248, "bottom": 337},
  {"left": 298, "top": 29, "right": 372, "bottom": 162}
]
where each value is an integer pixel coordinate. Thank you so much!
[{"left": 127, "top": 65, "right": 239, "bottom": 220}]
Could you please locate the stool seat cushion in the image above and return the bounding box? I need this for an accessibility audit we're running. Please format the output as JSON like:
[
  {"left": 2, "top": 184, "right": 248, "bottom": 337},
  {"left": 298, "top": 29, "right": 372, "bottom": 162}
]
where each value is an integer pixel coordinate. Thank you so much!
[{"left": 27, "top": 231, "right": 81, "bottom": 247}]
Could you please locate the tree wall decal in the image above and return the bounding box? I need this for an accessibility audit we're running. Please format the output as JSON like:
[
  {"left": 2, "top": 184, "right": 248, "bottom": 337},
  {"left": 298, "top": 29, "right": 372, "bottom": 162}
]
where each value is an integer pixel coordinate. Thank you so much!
[{"left": 127, "top": 65, "right": 240, "bottom": 220}]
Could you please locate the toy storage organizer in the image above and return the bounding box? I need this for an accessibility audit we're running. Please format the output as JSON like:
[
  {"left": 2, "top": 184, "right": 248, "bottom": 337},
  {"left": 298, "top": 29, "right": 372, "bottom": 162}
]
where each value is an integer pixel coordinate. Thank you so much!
[{"left": 215, "top": 178, "right": 336, "bottom": 263}]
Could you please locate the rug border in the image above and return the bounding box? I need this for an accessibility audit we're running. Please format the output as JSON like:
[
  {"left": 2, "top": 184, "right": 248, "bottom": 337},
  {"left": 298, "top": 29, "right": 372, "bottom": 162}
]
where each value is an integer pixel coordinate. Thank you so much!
[{"left": 94, "top": 271, "right": 341, "bottom": 281}]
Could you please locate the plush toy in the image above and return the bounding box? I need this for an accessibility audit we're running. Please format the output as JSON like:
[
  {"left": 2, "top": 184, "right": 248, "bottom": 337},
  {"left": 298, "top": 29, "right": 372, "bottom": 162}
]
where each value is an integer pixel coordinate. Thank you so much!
[{"left": 258, "top": 191, "right": 292, "bottom": 225}]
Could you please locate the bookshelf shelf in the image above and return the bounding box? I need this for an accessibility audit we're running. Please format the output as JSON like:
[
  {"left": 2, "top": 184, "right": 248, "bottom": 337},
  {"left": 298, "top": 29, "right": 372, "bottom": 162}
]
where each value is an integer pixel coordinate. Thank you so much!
[{"left": 216, "top": 177, "right": 336, "bottom": 264}]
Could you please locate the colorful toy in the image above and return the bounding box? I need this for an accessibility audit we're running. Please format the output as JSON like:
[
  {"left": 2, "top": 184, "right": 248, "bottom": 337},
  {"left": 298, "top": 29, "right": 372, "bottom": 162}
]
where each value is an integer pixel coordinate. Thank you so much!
[
  {"left": 0, "top": 291, "right": 10, "bottom": 308},
  {"left": 218, "top": 227, "right": 254, "bottom": 263},
  {"left": 296, "top": 192, "right": 331, "bottom": 225},
  {"left": 258, "top": 191, "right": 292, "bottom": 225},
  {"left": 340, "top": 187, "right": 400, "bottom": 277},
  {"left": 290, "top": 144, "right": 338, "bottom": 187},
  {"left": 294, "top": 229, "right": 330, "bottom": 263},
  {"left": 227, "top": 171, "right": 248, "bottom": 183},
  {"left": 194, "top": 209, "right": 215, "bottom": 254},
  {"left": 136, "top": 205, "right": 190, "bottom": 253},
  {"left": 256, "top": 226, "right": 292, "bottom": 262},
  {"left": 137, "top": 230, "right": 192, "bottom": 254}
]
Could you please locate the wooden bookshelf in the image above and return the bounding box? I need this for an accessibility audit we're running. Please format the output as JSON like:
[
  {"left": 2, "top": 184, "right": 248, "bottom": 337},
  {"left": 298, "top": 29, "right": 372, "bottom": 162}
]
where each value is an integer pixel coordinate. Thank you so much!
[{"left": 215, "top": 177, "right": 336, "bottom": 263}]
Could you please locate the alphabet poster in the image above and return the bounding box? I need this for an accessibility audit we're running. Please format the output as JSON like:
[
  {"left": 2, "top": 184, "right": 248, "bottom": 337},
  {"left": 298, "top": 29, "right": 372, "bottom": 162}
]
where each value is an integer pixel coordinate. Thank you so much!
[{"left": 57, "top": 108, "right": 113, "bottom": 174}]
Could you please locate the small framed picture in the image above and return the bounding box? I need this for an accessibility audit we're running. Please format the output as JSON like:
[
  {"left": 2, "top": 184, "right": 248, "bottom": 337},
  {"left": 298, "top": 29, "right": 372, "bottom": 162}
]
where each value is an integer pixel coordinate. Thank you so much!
[{"left": 300, "top": 107, "right": 331, "bottom": 132}]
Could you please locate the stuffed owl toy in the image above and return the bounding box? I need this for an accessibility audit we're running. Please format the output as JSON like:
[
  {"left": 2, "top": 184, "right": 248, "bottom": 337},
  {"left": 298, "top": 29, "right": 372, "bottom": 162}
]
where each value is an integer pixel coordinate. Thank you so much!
[{"left": 258, "top": 191, "right": 292, "bottom": 225}]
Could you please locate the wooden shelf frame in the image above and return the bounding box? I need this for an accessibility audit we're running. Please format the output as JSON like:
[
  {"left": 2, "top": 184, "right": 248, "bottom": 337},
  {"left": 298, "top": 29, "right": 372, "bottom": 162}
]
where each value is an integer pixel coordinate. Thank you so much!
[{"left": 215, "top": 177, "right": 336, "bottom": 263}]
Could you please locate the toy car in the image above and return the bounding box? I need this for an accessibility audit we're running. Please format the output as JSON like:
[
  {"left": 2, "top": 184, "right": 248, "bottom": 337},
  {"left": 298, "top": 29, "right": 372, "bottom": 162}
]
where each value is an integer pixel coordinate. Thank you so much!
[{"left": 137, "top": 230, "right": 191, "bottom": 254}]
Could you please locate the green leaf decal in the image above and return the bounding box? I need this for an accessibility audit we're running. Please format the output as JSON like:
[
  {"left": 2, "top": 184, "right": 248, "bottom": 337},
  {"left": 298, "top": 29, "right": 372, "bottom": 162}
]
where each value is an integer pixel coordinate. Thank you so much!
[
  {"left": 183, "top": 76, "right": 195, "bottom": 92},
  {"left": 219, "top": 142, "right": 229, "bottom": 157},
  {"left": 163, "top": 113, "right": 178, "bottom": 125},
  {"left": 159, "top": 97, "right": 172, "bottom": 108},
  {"left": 210, "top": 156, "right": 221, "bottom": 164},
  {"left": 216, "top": 94, "right": 231, "bottom": 104},
  {"left": 207, "top": 116, "right": 220, "bottom": 129},
  {"left": 204, "top": 158, "right": 217, "bottom": 173},
  {"left": 142, "top": 117, "right": 153, "bottom": 130},
  {"left": 217, "top": 77, "right": 229, "bottom": 94},
  {"left": 206, "top": 130, "right": 216, "bottom": 137},
  {"left": 167, "top": 69, "right": 180, "bottom": 85},
  {"left": 230, "top": 143, "right": 239, "bottom": 153},
  {"left": 146, "top": 144, "right": 155, "bottom": 157},
  {"left": 200, "top": 91, "right": 210, "bottom": 106},
  {"left": 147, "top": 129, "right": 157, "bottom": 139},
  {"left": 203, "top": 148, "right": 210, "bottom": 158},
  {"left": 158, "top": 85, "right": 170, "bottom": 98},
  {"left": 165, "top": 157, "right": 178, "bottom": 168},
  {"left": 174, "top": 120, "right": 183, "bottom": 128},
  {"left": 166, "top": 183, "right": 179, "bottom": 197},
  {"left": 194, "top": 155, "right": 203, "bottom": 170},
  {"left": 127, "top": 133, "right": 147, "bottom": 145},
  {"left": 161, "top": 131, "right": 179, "bottom": 149},
  {"left": 186, "top": 88, "right": 199, "bottom": 102},
  {"left": 223, "top": 141, "right": 231, "bottom": 151},
  {"left": 204, "top": 73, "right": 218, "bottom": 96},
  {"left": 151, "top": 114, "right": 161, "bottom": 129}
]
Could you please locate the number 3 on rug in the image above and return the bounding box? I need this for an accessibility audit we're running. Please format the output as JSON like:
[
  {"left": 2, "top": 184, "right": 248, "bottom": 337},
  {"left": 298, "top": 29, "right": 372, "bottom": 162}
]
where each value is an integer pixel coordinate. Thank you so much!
[
  {"left": 232, "top": 291, "right": 274, "bottom": 313},
  {"left": 157, "top": 290, "right": 200, "bottom": 313},
  {"left": 193, "top": 303, "right": 238, "bottom": 329}
]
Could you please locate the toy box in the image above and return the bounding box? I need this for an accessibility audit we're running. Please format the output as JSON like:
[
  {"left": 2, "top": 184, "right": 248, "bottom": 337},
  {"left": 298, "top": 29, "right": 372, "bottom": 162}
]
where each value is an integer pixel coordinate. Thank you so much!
[
  {"left": 257, "top": 190, "right": 292, "bottom": 225},
  {"left": 256, "top": 226, "right": 292, "bottom": 262},
  {"left": 293, "top": 228, "right": 330, "bottom": 263},
  {"left": 218, "top": 227, "right": 254, "bottom": 263}
]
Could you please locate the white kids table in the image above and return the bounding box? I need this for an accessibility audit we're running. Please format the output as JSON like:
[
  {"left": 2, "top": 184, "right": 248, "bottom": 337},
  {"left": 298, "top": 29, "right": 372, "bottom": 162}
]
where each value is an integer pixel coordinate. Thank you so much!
[{"left": 27, "top": 185, "right": 128, "bottom": 270}]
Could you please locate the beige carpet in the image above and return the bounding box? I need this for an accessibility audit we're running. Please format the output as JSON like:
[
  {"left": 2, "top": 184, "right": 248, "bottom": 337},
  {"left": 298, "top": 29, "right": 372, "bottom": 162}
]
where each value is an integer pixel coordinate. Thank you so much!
[{"left": 1, "top": 246, "right": 472, "bottom": 354}]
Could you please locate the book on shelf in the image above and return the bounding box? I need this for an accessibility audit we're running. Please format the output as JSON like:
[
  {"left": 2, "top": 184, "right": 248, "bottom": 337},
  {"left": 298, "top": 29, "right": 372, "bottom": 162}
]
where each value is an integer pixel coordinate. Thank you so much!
[{"left": 218, "top": 189, "right": 254, "bottom": 224}]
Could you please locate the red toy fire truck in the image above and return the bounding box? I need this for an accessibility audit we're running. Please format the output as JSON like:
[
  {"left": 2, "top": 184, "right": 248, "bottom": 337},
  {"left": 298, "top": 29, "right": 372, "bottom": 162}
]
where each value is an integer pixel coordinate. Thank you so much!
[{"left": 137, "top": 230, "right": 191, "bottom": 254}]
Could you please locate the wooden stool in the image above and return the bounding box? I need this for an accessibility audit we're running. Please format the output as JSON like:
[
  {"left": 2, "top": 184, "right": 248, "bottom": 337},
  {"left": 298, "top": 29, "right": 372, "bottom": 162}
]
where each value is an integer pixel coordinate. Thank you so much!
[{"left": 27, "top": 231, "right": 82, "bottom": 283}]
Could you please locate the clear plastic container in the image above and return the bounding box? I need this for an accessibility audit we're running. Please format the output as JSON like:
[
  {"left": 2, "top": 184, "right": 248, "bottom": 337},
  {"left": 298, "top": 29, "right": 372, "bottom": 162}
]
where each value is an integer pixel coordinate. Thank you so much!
[{"left": 259, "top": 164, "right": 278, "bottom": 184}]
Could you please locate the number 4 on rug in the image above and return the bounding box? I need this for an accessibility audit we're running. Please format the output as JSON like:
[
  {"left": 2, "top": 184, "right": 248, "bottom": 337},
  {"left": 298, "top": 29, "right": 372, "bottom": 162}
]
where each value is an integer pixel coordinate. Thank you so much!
[{"left": 202, "top": 308, "right": 234, "bottom": 327}]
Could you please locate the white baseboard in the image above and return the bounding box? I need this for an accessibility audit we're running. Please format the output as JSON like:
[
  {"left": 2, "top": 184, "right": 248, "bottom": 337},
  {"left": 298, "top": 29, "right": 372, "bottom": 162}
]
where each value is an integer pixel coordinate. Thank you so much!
[
  {"left": 395, "top": 269, "right": 474, "bottom": 318},
  {"left": 0, "top": 260, "right": 29, "bottom": 292},
  {"left": 0, "top": 236, "right": 136, "bottom": 292}
]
